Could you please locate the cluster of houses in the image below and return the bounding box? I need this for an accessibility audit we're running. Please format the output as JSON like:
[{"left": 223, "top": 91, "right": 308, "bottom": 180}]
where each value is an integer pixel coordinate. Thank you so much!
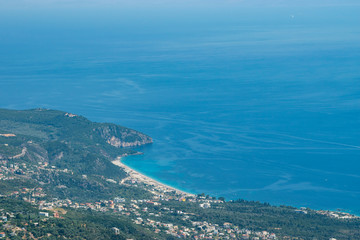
[
  {"left": 315, "top": 210, "right": 359, "bottom": 220},
  {"left": 0, "top": 158, "right": 64, "bottom": 181},
  {"left": 294, "top": 207, "right": 358, "bottom": 220},
  {"left": 0, "top": 209, "right": 26, "bottom": 238},
  {"left": 0, "top": 153, "right": 355, "bottom": 239},
  {"left": 1, "top": 181, "right": 280, "bottom": 240},
  {"left": 137, "top": 217, "right": 278, "bottom": 239},
  {"left": 0, "top": 160, "right": 29, "bottom": 179}
]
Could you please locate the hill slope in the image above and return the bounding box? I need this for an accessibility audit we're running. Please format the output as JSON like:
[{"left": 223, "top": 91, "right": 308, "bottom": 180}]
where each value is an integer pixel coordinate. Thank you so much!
[{"left": 0, "top": 108, "right": 152, "bottom": 201}]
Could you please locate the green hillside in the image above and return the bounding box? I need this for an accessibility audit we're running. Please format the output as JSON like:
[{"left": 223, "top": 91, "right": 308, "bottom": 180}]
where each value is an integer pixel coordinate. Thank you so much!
[{"left": 0, "top": 108, "right": 152, "bottom": 201}]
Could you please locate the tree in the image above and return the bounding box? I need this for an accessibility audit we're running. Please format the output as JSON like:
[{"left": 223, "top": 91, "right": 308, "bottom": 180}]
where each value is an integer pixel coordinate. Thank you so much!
[{"left": 218, "top": 197, "right": 225, "bottom": 202}]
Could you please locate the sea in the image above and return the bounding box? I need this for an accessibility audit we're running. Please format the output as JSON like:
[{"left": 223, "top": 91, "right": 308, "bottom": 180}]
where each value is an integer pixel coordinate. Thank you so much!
[{"left": 0, "top": 1, "right": 359, "bottom": 214}]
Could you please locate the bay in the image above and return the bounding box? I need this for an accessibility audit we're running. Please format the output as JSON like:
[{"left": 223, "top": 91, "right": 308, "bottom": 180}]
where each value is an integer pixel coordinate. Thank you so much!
[{"left": 0, "top": 1, "right": 359, "bottom": 214}]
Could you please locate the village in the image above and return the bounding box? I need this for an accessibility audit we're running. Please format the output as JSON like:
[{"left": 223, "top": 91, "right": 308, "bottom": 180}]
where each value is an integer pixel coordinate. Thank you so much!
[
  {"left": 1, "top": 157, "right": 358, "bottom": 239},
  {"left": 0, "top": 157, "right": 284, "bottom": 239}
]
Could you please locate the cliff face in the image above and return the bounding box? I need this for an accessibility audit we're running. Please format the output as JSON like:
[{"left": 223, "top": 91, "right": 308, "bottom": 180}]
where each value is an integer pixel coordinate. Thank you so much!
[
  {"left": 96, "top": 124, "right": 153, "bottom": 148},
  {"left": 106, "top": 136, "right": 152, "bottom": 147}
]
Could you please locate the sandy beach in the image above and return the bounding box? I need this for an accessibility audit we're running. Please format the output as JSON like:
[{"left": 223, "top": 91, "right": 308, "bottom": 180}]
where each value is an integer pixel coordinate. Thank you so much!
[{"left": 112, "top": 156, "right": 195, "bottom": 197}]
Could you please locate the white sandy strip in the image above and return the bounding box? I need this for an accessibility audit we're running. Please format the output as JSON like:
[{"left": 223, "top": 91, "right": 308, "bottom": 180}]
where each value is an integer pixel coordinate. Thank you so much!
[{"left": 112, "top": 157, "right": 194, "bottom": 197}]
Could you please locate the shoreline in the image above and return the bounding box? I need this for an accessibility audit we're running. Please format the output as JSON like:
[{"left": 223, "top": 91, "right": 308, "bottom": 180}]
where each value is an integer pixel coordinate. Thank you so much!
[
  {"left": 112, "top": 158, "right": 360, "bottom": 218},
  {"left": 112, "top": 156, "right": 195, "bottom": 197}
]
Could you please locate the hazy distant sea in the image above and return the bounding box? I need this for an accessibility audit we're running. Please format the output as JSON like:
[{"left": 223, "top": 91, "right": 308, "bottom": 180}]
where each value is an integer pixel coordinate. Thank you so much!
[{"left": 1, "top": 1, "right": 360, "bottom": 214}]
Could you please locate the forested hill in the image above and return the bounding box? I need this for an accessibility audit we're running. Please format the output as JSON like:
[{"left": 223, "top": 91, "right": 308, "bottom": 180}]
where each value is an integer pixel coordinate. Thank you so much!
[
  {"left": 0, "top": 108, "right": 152, "bottom": 147},
  {"left": 0, "top": 108, "right": 152, "bottom": 194}
]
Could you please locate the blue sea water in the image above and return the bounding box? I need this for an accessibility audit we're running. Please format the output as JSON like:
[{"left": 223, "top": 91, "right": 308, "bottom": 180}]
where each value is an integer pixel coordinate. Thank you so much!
[{"left": 0, "top": 1, "right": 360, "bottom": 214}]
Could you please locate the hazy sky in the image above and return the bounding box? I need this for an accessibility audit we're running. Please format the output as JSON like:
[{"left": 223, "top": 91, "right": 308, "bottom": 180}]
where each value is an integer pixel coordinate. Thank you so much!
[
  {"left": 2, "top": 0, "right": 360, "bottom": 9},
  {"left": 0, "top": 0, "right": 358, "bottom": 45}
]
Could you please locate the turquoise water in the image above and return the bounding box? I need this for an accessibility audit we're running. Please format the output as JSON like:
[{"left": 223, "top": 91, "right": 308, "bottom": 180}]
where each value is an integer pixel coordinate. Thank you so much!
[{"left": 0, "top": 1, "right": 360, "bottom": 213}]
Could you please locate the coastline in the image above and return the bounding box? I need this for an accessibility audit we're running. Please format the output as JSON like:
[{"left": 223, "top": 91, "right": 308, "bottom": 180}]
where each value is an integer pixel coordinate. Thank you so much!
[
  {"left": 112, "top": 157, "right": 360, "bottom": 218},
  {"left": 112, "top": 156, "right": 195, "bottom": 197}
]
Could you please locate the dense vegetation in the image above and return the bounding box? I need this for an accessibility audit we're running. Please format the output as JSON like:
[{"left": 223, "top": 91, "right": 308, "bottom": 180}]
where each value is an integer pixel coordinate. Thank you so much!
[
  {"left": 0, "top": 198, "right": 165, "bottom": 240},
  {"left": 149, "top": 199, "right": 360, "bottom": 239},
  {"left": 0, "top": 179, "right": 36, "bottom": 195},
  {"left": 33, "top": 171, "right": 152, "bottom": 202}
]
